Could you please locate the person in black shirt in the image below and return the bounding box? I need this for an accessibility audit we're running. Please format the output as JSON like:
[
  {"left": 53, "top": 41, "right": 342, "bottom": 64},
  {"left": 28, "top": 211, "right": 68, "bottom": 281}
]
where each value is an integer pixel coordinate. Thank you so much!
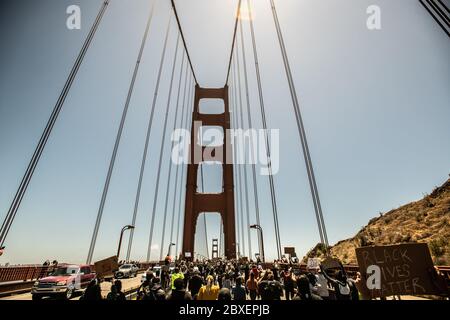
[
  {"left": 258, "top": 271, "right": 283, "bottom": 300},
  {"left": 167, "top": 278, "right": 192, "bottom": 301},
  {"left": 188, "top": 268, "right": 204, "bottom": 299},
  {"left": 293, "top": 275, "right": 322, "bottom": 301}
]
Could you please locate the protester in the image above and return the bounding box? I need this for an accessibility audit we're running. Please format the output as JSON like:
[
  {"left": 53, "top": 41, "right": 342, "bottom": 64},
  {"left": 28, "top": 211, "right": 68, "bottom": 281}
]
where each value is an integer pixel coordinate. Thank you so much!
[
  {"left": 137, "top": 271, "right": 154, "bottom": 299},
  {"left": 246, "top": 272, "right": 258, "bottom": 300},
  {"left": 167, "top": 278, "right": 192, "bottom": 301},
  {"left": 258, "top": 271, "right": 283, "bottom": 300},
  {"left": 293, "top": 275, "right": 322, "bottom": 301},
  {"left": 320, "top": 266, "right": 359, "bottom": 301},
  {"left": 311, "top": 268, "right": 330, "bottom": 300},
  {"left": 106, "top": 280, "right": 126, "bottom": 301},
  {"left": 188, "top": 267, "right": 204, "bottom": 299},
  {"left": 232, "top": 276, "right": 246, "bottom": 301},
  {"left": 218, "top": 288, "right": 232, "bottom": 301},
  {"left": 141, "top": 277, "right": 165, "bottom": 301},
  {"left": 171, "top": 267, "right": 185, "bottom": 290},
  {"left": 197, "top": 275, "right": 220, "bottom": 300},
  {"left": 81, "top": 278, "right": 102, "bottom": 301},
  {"left": 281, "top": 266, "right": 295, "bottom": 300},
  {"left": 222, "top": 272, "right": 232, "bottom": 290}
]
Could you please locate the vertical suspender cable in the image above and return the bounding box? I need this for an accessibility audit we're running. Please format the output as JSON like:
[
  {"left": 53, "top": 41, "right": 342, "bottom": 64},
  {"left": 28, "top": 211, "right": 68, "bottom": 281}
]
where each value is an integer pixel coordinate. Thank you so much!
[
  {"left": 239, "top": 17, "right": 262, "bottom": 259},
  {"left": 158, "top": 34, "right": 182, "bottom": 261},
  {"left": 86, "top": 1, "right": 155, "bottom": 264},
  {"left": 174, "top": 67, "right": 191, "bottom": 259},
  {"left": 231, "top": 62, "right": 244, "bottom": 258},
  {"left": 167, "top": 53, "right": 186, "bottom": 253},
  {"left": 104, "top": 1, "right": 154, "bottom": 262},
  {"left": 130, "top": 14, "right": 171, "bottom": 262},
  {"left": 200, "top": 168, "right": 209, "bottom": 259},
  {"left": 219, "top": 219, "right": 223, "bottom": 257},
  {"left": 234, "top": 39, "right": 248, "bottom": 258},
  {"left": 268, "top": 0, "right": 329, "bottom": 247},
  {"left": 246, "top": 0, "right": 282, "bottom": 259},
  {"left": 176, "top": 75, "right": 194, "bottom": 258},
  {"left": 0, "top": 0, "right": 111, "bottom": 249},
  {"left": 144, "top": 15, "right": 175, "bottom": 261},
  {"left": 236, "top": 24, "right": 253, "bottom": 259}
]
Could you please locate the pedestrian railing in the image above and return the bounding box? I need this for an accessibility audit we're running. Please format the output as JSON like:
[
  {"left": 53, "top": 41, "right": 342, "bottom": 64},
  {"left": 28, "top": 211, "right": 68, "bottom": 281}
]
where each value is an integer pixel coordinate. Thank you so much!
[{"left": 0, "top": 265, "right": 50, "bottom": 283}]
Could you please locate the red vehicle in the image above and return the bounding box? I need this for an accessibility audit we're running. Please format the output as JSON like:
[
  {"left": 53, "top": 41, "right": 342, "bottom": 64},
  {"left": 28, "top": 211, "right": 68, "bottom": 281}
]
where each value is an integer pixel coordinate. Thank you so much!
[{"left": 31, "top": 264, "right": 95, "bottom": 300}]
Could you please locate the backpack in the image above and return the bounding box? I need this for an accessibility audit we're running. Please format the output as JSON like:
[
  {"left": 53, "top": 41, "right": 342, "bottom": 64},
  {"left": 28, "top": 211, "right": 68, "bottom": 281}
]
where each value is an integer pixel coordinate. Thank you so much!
[
  {"left": 262, "top": 281, "right": 279, "bottom": 300},
  {"left": 143, "top": 289, "right": 157, "bottom": 301}
]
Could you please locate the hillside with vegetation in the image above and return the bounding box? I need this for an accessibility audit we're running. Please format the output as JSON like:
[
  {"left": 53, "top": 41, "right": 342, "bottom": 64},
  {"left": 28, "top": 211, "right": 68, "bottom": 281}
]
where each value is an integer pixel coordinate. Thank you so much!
[{"left": 304, "top": 177, "right": 450, "bottom": 266}]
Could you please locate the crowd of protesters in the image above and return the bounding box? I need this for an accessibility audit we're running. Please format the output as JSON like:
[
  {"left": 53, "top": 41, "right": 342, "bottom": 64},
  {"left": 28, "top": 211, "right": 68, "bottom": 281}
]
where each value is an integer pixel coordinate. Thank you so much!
[{"left": 81, "top": 256, "right": 362, "bottom": 301}]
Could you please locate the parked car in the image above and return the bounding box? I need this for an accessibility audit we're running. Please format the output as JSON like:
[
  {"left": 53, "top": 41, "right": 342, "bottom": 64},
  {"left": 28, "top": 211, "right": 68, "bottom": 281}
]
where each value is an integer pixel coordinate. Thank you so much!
[
  {"left": 115, "top": 264, "right": 139, "bottom": 279},
  {"left": 31, "top": 264, "right": 95, "bottom": 300}
]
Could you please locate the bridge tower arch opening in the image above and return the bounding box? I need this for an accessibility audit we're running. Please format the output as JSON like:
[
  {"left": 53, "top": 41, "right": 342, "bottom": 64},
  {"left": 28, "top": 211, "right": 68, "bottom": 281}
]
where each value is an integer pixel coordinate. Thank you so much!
[{"left": 183, "top": 85, "right": 236, "bottom": 260}]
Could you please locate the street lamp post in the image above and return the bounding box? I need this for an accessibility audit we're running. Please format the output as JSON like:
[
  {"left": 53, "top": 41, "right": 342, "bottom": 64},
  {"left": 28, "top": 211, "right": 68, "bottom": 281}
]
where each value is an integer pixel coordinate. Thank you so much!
[
  {"left": 167, "top": 242, "right": 176, "bottom": 258},
  {"left": 117, "top": 225, "right": 135, "bottom": 260},
  {"left": 250, "top": 225, "right": 265, "bottom": 263}
]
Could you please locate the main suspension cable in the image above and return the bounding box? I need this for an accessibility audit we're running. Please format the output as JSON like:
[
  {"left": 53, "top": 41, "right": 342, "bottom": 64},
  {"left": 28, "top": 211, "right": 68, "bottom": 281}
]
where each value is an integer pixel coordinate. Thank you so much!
[
  {"left": 86, "top": 1, "right": 155, "bottom": 264},
  {"left": 0, "top": 0, "right": 111, "bottom": 249},
  {"left": 170, "top": 0, "right": 199, "bottom": 85},
  {"left": 268, "top": 0, "right": 329, "bottom": 247},
  {"left": 246, "top": 0, "right": 282, "bottom": 259},
  {"left": 225, "top": 0, "right": 243, "bottom": 85}
]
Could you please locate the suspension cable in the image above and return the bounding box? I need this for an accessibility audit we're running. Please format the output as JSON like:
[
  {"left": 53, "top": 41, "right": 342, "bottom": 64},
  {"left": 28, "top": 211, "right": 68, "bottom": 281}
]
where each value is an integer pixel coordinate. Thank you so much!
[
  {"left": 200, "top": 168, "right": 209, "bottom": 259},
  {"left": 86, "top": 1, "right": 154, "bottom": 264},
  {"left": 0, "top": 0, "right": 110, "bottom": 249},
  {"left": 246, "top": 0, "right": 282, "bottom": 259},
  {"left": 237, "top": 20, "right": 253, "bottom": 260},
  {"left": 166, "top": 53, "right": 186, "bottom": 254},
  {"left": 234, "top": 40, "right": 248, "bottom": 258},
  {"left": 231, "top": 63, "right": 244, "bottom": 258},
  {"left": 175, "top": 72, "right": 192, "bottom": 259},
  {"left": 170, "top": 0, "right": 199, "bottom": 85},
  {"left": 157, "top": 34, "right": 182, "bottom": 261},
  {"left": 268, "top": 0, "right": 329, "bottom": 247},
  {"left": 95, "top": 1, "right": 154, "bottom": 262},
  {"left": 129, "top": 14, "right": 171, "bottom": 262},
  {"left": 239, "top": 17, "right": 262, "bottom": 259},
  {"left": 145, "top": 17, "right": 177, "bottom": 261},
  {"left": 225, "top": 0, "right": 243, "bottom": 85},
  {"left": 178, "top": 74, "right": 195, "bottom": 257}
]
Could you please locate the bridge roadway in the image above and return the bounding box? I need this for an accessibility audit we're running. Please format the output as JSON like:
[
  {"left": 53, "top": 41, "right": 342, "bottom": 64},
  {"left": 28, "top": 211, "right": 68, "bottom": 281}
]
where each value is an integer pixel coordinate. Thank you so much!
[{"left": 0, "top": 273, "right": 143, "bottom": 300}]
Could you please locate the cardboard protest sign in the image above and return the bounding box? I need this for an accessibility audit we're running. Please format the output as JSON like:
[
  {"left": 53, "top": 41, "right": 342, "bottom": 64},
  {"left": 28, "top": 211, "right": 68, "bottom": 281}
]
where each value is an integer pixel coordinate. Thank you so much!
[
  {"left": 356, "top": 243, "right": 442, "bottom": 297},
  {"left": 94, "top": 256, "right": 118, "bottom": 278},
  {"left": 284, "top": 247, "right": 296, "bottom": 255},
  {"left": 307, "top": 258, "right": 321, "bottom": 270}
]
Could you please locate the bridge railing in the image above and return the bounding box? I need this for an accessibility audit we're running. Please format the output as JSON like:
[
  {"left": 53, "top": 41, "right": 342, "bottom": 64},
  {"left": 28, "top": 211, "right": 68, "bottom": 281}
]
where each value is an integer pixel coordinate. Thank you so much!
[{"left": 0, "top": 265, "right": 50, "bottom": 283}]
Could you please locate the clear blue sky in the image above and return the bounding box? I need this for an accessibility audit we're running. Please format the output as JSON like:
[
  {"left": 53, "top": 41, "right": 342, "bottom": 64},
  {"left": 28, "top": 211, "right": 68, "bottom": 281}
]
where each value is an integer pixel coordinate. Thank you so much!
[{"left": 0, "top": 0, "right": 449, "bottom": 264}]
